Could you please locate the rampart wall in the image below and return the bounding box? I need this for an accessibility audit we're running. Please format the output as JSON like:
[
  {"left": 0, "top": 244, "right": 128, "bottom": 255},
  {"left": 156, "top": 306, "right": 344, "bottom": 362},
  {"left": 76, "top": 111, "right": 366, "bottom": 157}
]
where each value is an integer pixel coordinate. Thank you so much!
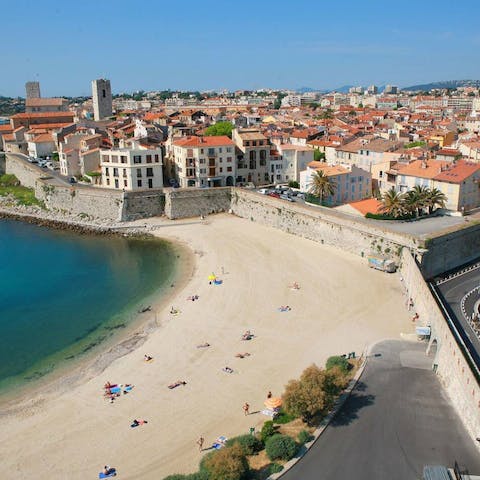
[{"left": 400, "top": 250, "right": 480, "bottom": 441}]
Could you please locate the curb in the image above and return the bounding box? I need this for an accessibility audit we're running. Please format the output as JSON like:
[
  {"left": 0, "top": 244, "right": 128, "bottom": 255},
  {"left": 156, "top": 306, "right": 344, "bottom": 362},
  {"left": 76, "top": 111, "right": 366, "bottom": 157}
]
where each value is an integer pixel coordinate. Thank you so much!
[{"left": 266, "top": 346, "right": 370, "bottom": 480}]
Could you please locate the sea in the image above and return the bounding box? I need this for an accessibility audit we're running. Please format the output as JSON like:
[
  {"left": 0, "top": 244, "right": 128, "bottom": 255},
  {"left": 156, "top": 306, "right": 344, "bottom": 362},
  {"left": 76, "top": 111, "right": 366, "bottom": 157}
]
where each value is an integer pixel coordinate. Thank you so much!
[{"left": 0, "top": 218, "right": 178, "bottom": 394}]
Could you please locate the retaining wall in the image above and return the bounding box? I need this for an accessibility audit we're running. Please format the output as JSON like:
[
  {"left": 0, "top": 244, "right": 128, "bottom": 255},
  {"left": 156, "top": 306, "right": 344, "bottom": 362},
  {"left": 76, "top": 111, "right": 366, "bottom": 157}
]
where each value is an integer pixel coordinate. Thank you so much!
[
  {"left": 164, "top": 187, "right": 231, "bottom": 219},
  {"left": 5, "top": 154, "right": 45, "bottom": 188},
  {"left": 230, "top": 188, "right": 417, "bottom": 259},
  {"left": 121, "top": 190, "right": 165, "bottom": 221},
  {"left": 400, "top": 250, "right": 480, "bottom": 441}
]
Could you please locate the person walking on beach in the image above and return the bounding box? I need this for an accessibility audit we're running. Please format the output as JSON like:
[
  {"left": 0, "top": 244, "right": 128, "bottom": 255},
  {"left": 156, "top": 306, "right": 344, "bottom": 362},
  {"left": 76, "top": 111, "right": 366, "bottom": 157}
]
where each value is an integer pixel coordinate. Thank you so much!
[
  {"left": 197, "top": 436, "right": 204, "bottom": 451},
  {"left": 267, "top": 391, "right": 272, "bottom": 399},
  {"left": 243, "top": 402, "right": 250, "bottom": 416}
]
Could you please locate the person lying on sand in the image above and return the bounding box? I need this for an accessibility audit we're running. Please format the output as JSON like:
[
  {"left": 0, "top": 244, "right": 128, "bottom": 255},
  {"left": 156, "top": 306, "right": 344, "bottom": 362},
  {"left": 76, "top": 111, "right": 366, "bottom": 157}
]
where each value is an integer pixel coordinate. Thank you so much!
[
  {"left": 235, "top": 353, "right": 251, "bottom": 358},
  {"left": 131, "top": 419, "right": 148, "bottom": 427},
  {"left": 144, "top": 354, "right": 153, "bottom": 362},
  {"left": 278, "top": 305, "right": 291, "bottom": 312},
  {"left": 223, "top": 366, "right": 234, "bottom": 373},
  {"left": 168, "top": 380, "right": 187, "bottom": 389},
  {"left": 170, "top": 307, "right": 180, "bottom": 314},
  {"left": 187, "top": 295, "right": 199, "bottom": 301},
  {"left": 197, "top": 342, "right": 210, "bottom": 348},
  {"left": 290, "top": 282, "right": 300, "bottom": 290},
  {"left": 242, "top": 330, "right": 253, "bottom": 340}
]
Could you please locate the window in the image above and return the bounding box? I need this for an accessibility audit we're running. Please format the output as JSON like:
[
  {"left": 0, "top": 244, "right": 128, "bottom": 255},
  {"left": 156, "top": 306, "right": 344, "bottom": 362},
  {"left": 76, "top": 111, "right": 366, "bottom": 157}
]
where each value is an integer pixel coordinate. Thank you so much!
[
  {"left": 219, "top": 167, "right": 223, "bottom": 173},
  {"left": 199, "top": 158, "right": 205, "bottom": 164},
  {"left": 200, "top": 168, "right": 206, "bottom": 174},
  {"left": 154, "top": 154, "right": 159, "bottom": 163},
  {"left": 137, "top": 180, "right": 142, "bottom": 187},
  {"left": 227, "top": 147, "right": 232, "bottom": 153},
  {"left": 146, "top": 168, "right": 154, "bottom": 177},
  {"left": 219, "top": 158, "right": 223, "bottom": 163},
  {"left": 227, "top": 157, "right": 232, "bottom": 162},
  {"left": 219, "top": 148, "right": 222, "bottom": 153},
  {"left": 249, "top": 151, "right": 256, "bottom": 161},
  {"left": 113, "top": 168, "right": 118, "bottom": 177},
  {"left": 105, "top": 167, "right": 109, "bottom": 175},
  {"left": 146, "top": 154, "right": 152, "bottom": 163},
  {"left": 106, "top": 178, "right": 110, "bottom": 185},
  {"left": 114, "top": 179, "right": 119, "bottom": 188},
  {"left": 133, "top": 155, "right": 142, "bottom": 164},
  {"left": 123, "top": 168, "right": 127, "bottom": 178},
  {"left": 124, "top": 180, "right": 127, "bottom": 187},
  {"left": 200, "top": 149, "right": 204, "bottom": 154},
  {"left": 208, "top": 148, "right": 215, "bottom": 156},
  {"left": 137, "top": 168, "right": 142, "bottom": 178},
  {"left": 227, "top": 166, "right": 232, "bottom": 172},
  {"left": 103, "top": 155, "right": 109, "bottom": 163},
  {"left": 148, "top": 178, "right": 153, "bottom": 188},
  {"left": 120, "top": 155, "right": 127, "bottom": 163},
  {"left": 102, "top": 89, "right": 106, "bottom": 98}
]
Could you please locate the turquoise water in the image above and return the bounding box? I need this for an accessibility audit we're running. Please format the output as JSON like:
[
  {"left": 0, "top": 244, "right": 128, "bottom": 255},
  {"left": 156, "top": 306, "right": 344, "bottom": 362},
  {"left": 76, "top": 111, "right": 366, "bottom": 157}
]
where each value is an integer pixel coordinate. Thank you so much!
[{"left": 0, "top": 219, "right": 177, "bottom": 392}]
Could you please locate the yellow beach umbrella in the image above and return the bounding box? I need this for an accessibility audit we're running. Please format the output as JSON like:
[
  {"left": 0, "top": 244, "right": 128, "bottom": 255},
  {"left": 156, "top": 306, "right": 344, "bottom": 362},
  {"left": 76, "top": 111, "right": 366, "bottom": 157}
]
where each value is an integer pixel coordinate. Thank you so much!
[{"left": 208, "top": 273, "right": 216, "bottom": 281}]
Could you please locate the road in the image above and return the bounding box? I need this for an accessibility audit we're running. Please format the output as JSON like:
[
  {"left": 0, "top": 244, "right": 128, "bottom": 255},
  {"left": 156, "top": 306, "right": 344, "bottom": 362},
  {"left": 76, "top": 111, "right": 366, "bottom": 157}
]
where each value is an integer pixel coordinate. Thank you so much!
[
  {"left": 282, "top": 340, "right": 480, "bottom": 480},
  {"left": 435, "top": 264, "right": 480, "bottom": 370}
]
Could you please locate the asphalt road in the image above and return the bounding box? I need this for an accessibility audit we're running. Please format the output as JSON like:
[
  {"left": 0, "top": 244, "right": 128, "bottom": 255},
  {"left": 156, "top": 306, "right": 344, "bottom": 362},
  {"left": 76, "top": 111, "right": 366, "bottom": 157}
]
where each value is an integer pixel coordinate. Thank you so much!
[
  {"left": 282, "top": 340, "right": 480, "bottom": 480},
  {"left": 436, "top": 265, "right": 480, "bottom": 367}
]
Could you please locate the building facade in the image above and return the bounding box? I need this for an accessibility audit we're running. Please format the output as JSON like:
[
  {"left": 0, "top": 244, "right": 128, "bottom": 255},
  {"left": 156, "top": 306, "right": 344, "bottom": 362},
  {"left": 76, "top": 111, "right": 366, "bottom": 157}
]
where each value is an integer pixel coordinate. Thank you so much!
[{"left": 25, "top": 81, "right": 41, "bottom": 99}]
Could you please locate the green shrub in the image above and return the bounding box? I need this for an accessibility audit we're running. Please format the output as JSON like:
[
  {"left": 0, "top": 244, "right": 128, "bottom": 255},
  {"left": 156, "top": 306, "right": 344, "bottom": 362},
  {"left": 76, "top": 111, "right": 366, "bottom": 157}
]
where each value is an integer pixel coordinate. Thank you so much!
[
  {"left": 0, "top": 174, "right": 20, "bottom": 187},
  {"left": 225, "top": 434, "right": 263, "bottom": 455},
  {"left": 163, "top": 473, "right": 207, "bottom": 480},
  {"left": 273, "top": 410, "right": 297, "bottom": 424},
  {"left": 325, "top": 356, "right": 351, "bottom": 374},
  {"left": 268, "top": 463, "right": 284, "bottom": 474},
  {"left": 200, "top": 443, "right": 249, "bottom": 480},
  {"left": 260, "top": 420, "right": 277, "bottom": 442},
  {"left": 298, "top": 429, "right": 313, "bottom": 445},
  {"left": 288, "top": 180, "right": 300, "bottom": 188},
  {"left": 265, "top": 434, "right": 298, "bottom": 461}
]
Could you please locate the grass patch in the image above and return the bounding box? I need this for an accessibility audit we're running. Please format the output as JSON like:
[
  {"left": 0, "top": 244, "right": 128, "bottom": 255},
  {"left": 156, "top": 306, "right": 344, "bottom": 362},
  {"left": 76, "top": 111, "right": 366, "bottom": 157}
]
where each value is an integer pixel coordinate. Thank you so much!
[
  {"left": 273, "top": 411, "right": 297, "bottom": 424},
  {"left": 0, "top": 185, "right": 44, "bottom": 207}
]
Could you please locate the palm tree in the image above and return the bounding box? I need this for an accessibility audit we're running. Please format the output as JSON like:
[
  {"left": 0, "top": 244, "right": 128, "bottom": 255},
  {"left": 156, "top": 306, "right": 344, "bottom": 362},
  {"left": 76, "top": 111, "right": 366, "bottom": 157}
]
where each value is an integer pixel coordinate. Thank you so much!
[
  {"left": 425, "top": 187, "right": 447, "bottom": 214},
  {"left": 380, "top": 188, "right": 405, "bottom": 218},
  {"left": 411, "top": 185, "right": 430, "bottom": 216},
  {"left": 309, "top": 170, "right": 336, "bottom": 205}
]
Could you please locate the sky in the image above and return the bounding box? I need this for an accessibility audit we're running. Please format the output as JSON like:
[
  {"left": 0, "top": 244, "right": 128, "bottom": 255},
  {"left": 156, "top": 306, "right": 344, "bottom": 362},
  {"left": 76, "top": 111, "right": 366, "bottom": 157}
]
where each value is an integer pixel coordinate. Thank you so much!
[{"left": 1, "top": 0, "right": 480, "bottom": 97}]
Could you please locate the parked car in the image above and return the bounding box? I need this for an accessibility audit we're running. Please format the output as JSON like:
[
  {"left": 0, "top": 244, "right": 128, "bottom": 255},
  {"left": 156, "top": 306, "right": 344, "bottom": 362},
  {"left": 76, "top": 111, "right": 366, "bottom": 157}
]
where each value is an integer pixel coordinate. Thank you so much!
[
  {"left": 38, "top": 160, "right": 47, "bottom": 168},
  {"left": 46, "top": 162, "right": 55, "bottom": 170},
  {"left": 69, "top": 177, "right": 77, "bottom": 184},
  {"left": 268, "top": 192, "right": 280, "bottom": 198},
  {"left": 280, "top": 194, "right": 294, "bottom": 202},
  {"left": 258, "top": 188, "right": 270, "bottom": 195},
  {"left": 28, "top": 157, "right": 38, "bottom": 164}
]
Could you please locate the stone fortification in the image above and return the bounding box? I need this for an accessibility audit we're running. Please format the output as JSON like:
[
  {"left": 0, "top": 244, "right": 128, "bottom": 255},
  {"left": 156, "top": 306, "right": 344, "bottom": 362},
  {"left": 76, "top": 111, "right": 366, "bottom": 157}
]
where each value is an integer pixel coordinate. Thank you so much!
[
  {"left": 164, "top": 187, "right": 231, "bottom": 220},
  {"left": 230, "top": 188, "right": 416, "bottom": 259},
  {"left": 5, "top": 154, "right": 45, "bottom": 188},
  {"left": 121, "top": 190, "right": 165, "bottom": 221},
  {"left": 400, "top": 250, "right": 480, "bottom": 442}
]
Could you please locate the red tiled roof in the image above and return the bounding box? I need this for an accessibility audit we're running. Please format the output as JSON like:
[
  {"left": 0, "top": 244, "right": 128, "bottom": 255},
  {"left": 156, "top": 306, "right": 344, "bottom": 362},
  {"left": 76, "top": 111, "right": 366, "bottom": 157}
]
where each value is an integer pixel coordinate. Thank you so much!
[
  {"left": 25, "top": 98, "right": 66, "bottom": 107},
  {"left": 173, "top": 135, "right": 234, "bottom": 147},
  {"left": 32, "top": 133, "right": 54, "bottom": 143},
  {"left": 348, "top": 198, "right": 383, "bottom": 215},
  {"left": 11, "top": 112, "right": 74, "bottom": 119},
  {"left": 434, "top": 160, "right": 480, "bottom": 184}
]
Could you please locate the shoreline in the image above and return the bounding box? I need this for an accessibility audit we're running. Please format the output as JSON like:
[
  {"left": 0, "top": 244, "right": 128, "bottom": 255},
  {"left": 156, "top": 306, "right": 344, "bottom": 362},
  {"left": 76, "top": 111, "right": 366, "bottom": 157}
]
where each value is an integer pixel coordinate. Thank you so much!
[{"left": 0, "top": 213, "right": 196, "bottom": 412}]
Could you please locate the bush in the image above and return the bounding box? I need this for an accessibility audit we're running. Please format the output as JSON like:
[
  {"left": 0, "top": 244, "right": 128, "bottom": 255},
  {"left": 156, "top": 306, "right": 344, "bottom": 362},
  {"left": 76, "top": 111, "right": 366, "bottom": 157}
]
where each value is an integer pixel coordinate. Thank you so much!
[
  {"left": 0, "top": 174, "right": 20, "bottom": 187},
  {"left": 163, "top": 474, "right": 207, "bottom": 480},
  {"left": 298, "top": 429, "right": 313, "bottom": 445},
  {"left": 200, "top": 443, "right": 249, "bottom": 480},
  {"left": 283, "top": 364, "right": 347, "bottom": 424},
  {"left": 265, "top": 434, "right": 298, "bottom": 461},
  {"left": 273, "top": 410, "right": 297, "bottom": 424},
  {"left": 268, "top": 463, "right": 284, "bottom": 474},
  {"left": 260, "top": 420, "right": 277, "bottom": 442},
  {"left": 326, "top": 356, "right": 351, "bottom": 374},
  {"left": 225, "top": 434, "right": 263, "bottom": 455},
  {"left": 288, "top": 180, "right": 300, "bottom": 189}
]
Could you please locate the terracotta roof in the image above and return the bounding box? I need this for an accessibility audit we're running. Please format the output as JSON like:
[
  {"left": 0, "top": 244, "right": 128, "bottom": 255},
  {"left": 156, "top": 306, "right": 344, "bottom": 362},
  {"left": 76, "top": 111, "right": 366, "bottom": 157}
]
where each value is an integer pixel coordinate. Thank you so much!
[
  {"left": 11, "top": 112, "right": 74, "bottom": 119},
  {"left": 25, "top": 98, "right": 66, "bottom": 107},
  {"left": 0, "top": 124, "right": 13, "bottom": 132},
  {"left": 173, "top": 135, "right": 234, "bottom": 147},
  {"left": 307, "top": 162, "right": 350, "bottom": 176},
  {"left": 396, "top": 160, "right": 450, "bottom": 179},
  {"left": 29, "top": 122, "right": 74, "bottom": 129},
  {"left": 32, "top": 133, "right": 54, "bottom": 143},
  {"left": 434, "top": 160, "right": 480, "bottom": 184},
  {"left": 2, "top": 134, "right": 15, "bottom": 141},
  {"left": 348, "top": 198, "right": 383, "bottom": 215}
]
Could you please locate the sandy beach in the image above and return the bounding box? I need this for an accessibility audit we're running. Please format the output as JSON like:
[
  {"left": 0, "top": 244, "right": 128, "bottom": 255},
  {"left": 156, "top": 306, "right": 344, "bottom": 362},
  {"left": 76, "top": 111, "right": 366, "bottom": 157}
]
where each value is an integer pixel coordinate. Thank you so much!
[{"left": 0, "top": 213, "right": 412, "bottom": 480}]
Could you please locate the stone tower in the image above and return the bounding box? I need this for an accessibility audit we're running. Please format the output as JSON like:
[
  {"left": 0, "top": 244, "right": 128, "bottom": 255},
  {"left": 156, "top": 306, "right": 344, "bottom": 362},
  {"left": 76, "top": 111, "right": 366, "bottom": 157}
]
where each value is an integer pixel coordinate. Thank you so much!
[
  {"left": 91, "top": 78, "right": 112, "bottom": 121},
  {"left": 25, "top": 81, "right": 41, "bottom": 99}
]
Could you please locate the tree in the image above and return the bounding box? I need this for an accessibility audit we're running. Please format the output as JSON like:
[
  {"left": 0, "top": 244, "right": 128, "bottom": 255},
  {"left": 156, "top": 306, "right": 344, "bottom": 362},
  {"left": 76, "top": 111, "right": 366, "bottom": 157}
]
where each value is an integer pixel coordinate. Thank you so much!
[
  {"left": 313, "top": 149, "right": 326, "bottom": 161},
  {"left": 308, "top": 170, "right": 336, "bottom": 205},
  {"left": 205, "top": 121, "right": 234, "bottom": 138},
  {"left": 288, "top": 180, "right": 300, "bottom": 189},
  {"left": 200, "top": 444, "right": 249, "bottom": 480},
  {"left": 380, "top": 188, "right": 406, "bottom": 218},
  {"left": 283, "top": 364, "right": 344, "bottom": 424},
  {"left": 425, "top": 187, "right": 447, "bottom": 214},
  {"left": 320, "top": 108, "right": 334, "bottom": 120},
  {"left": 265, "top": 435, "right": 298, "bottom": 461}
]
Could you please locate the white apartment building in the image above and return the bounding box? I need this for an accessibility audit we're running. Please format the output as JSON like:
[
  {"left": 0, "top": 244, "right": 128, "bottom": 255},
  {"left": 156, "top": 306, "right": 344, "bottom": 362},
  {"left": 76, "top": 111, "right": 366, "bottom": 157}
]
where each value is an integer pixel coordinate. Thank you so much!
[
  {"left": 275, "top": 145, "right": 314, "bottom": 183},
  {"left": 171, "top": 135, "right": 236, "bottom": 187},
  {"left": 100, "top": 146, "right": 163, "bottom": 190}
]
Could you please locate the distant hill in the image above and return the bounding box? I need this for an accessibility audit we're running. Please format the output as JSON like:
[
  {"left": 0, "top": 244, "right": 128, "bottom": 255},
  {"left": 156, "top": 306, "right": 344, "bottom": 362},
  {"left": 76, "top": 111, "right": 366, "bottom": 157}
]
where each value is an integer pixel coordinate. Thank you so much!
[
  {"left": 329, "top": 85, "right": 354, "bottom": 94},
  {"left": 402, "top": 80, "right": 480, "bottom": 92}
]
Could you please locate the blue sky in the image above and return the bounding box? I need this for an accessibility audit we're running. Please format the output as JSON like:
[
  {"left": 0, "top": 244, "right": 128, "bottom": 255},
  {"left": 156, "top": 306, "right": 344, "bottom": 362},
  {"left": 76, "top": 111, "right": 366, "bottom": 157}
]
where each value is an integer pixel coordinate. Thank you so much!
[{"left": 1, "top": 0, "right": 480, "bottom": 97}]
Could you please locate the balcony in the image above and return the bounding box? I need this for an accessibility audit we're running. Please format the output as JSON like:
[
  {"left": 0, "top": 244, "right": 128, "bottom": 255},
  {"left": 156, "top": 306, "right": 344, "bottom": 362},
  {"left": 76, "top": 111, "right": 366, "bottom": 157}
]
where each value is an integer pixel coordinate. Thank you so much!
[
  {"left": 186, "top": 168, "right": 196, "bottom": 178},
  {"left": 208, "top": 168, "right": 216, "bottom": 177},
  {"left": 208, "top": 159, "right": 216, "bottom": 167}
]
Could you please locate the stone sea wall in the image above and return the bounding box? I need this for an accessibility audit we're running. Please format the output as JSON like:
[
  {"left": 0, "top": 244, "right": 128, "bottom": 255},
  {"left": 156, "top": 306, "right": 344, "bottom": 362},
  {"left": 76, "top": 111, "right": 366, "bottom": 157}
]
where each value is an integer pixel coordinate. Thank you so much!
[
  {"left": 230, "top": 188, "right": 417, "bottom": 259},
  {"left": 164, "top": 187, "right": 231, "bottom": 220},
  {"left": 400, "top": 250, "right": 480, "bottom": 442}
]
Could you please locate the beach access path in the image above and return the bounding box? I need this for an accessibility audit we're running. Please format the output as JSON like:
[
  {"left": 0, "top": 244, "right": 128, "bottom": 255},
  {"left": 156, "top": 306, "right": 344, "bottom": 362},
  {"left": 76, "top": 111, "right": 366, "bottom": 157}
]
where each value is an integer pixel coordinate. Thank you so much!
[{"left": 0, "top": 213, "right": 412, "bottom": 480}]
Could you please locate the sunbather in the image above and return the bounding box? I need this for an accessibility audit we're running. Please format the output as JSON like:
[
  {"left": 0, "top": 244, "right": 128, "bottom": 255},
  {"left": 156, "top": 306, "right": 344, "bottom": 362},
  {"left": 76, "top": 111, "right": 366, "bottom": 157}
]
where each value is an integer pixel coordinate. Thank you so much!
[
  {"left": 144, "top": 354, "right": 153, "bottom": 362},
  {"left": 197, "top": 342, "right": 210, "bottom": 348},
  {"left": 168, "top": 380, "right": 187, "bottom": 389},
  {"left": 235, "top": 352, "right": 251, "bottom": 358},
  {"left": 223, "top": 366, "right": 234, "bottom": 373},
  {"left": 242, "top": 330, "right": 253, "bottom": 340}
]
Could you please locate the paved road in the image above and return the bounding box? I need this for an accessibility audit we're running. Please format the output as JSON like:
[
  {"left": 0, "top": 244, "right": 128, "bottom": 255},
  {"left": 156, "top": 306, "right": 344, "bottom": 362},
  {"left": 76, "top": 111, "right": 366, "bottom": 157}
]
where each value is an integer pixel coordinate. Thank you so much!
[
  {"left": 282, "top": 340, "right": 480, "bottom": 480},
  {"left": 436, "top": 265, "right": 480, "bottom": 368}
]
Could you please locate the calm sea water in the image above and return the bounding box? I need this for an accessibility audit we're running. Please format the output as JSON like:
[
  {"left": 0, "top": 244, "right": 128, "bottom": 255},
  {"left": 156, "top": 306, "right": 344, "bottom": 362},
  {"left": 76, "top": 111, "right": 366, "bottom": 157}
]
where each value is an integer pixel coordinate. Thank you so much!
[{"left": 0, "top": 219, "right": 177, "bottom": 392}]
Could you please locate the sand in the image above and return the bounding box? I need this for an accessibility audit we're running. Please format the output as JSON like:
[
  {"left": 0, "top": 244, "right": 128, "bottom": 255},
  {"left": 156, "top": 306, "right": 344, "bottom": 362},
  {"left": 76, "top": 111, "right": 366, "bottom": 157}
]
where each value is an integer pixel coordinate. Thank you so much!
[{"left": 0, "top": 214, "right": 412, "bottom": 479}]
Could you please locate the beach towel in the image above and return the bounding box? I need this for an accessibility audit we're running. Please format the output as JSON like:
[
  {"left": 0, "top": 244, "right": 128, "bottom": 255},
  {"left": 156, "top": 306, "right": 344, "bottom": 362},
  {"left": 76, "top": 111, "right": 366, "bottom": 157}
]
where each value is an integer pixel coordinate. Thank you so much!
[
  {"left": 109, "top": 386, "right": 121, "bottom": 394},
  {"left": 214, "top": 279, "right": 223, "bottom": 285},
  {"left": 99, "top": 468, "right": 116, "bottom": 478}
]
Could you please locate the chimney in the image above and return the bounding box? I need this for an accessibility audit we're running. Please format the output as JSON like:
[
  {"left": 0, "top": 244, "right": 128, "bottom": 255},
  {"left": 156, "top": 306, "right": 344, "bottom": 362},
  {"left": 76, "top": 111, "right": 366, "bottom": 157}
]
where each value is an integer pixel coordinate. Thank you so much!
[{"left": 421, "top": 161, "right": 427, "bottom": 169}]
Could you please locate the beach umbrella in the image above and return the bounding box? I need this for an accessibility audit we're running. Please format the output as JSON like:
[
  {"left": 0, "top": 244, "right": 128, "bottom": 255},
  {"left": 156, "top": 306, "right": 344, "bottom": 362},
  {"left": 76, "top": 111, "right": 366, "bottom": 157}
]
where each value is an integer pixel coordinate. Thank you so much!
[
  {"left": 208, "top": 274, "right": 216, "bottom": 281},
  {"left": 264, "top": 397, "right": 282, "bottom": 409}
]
